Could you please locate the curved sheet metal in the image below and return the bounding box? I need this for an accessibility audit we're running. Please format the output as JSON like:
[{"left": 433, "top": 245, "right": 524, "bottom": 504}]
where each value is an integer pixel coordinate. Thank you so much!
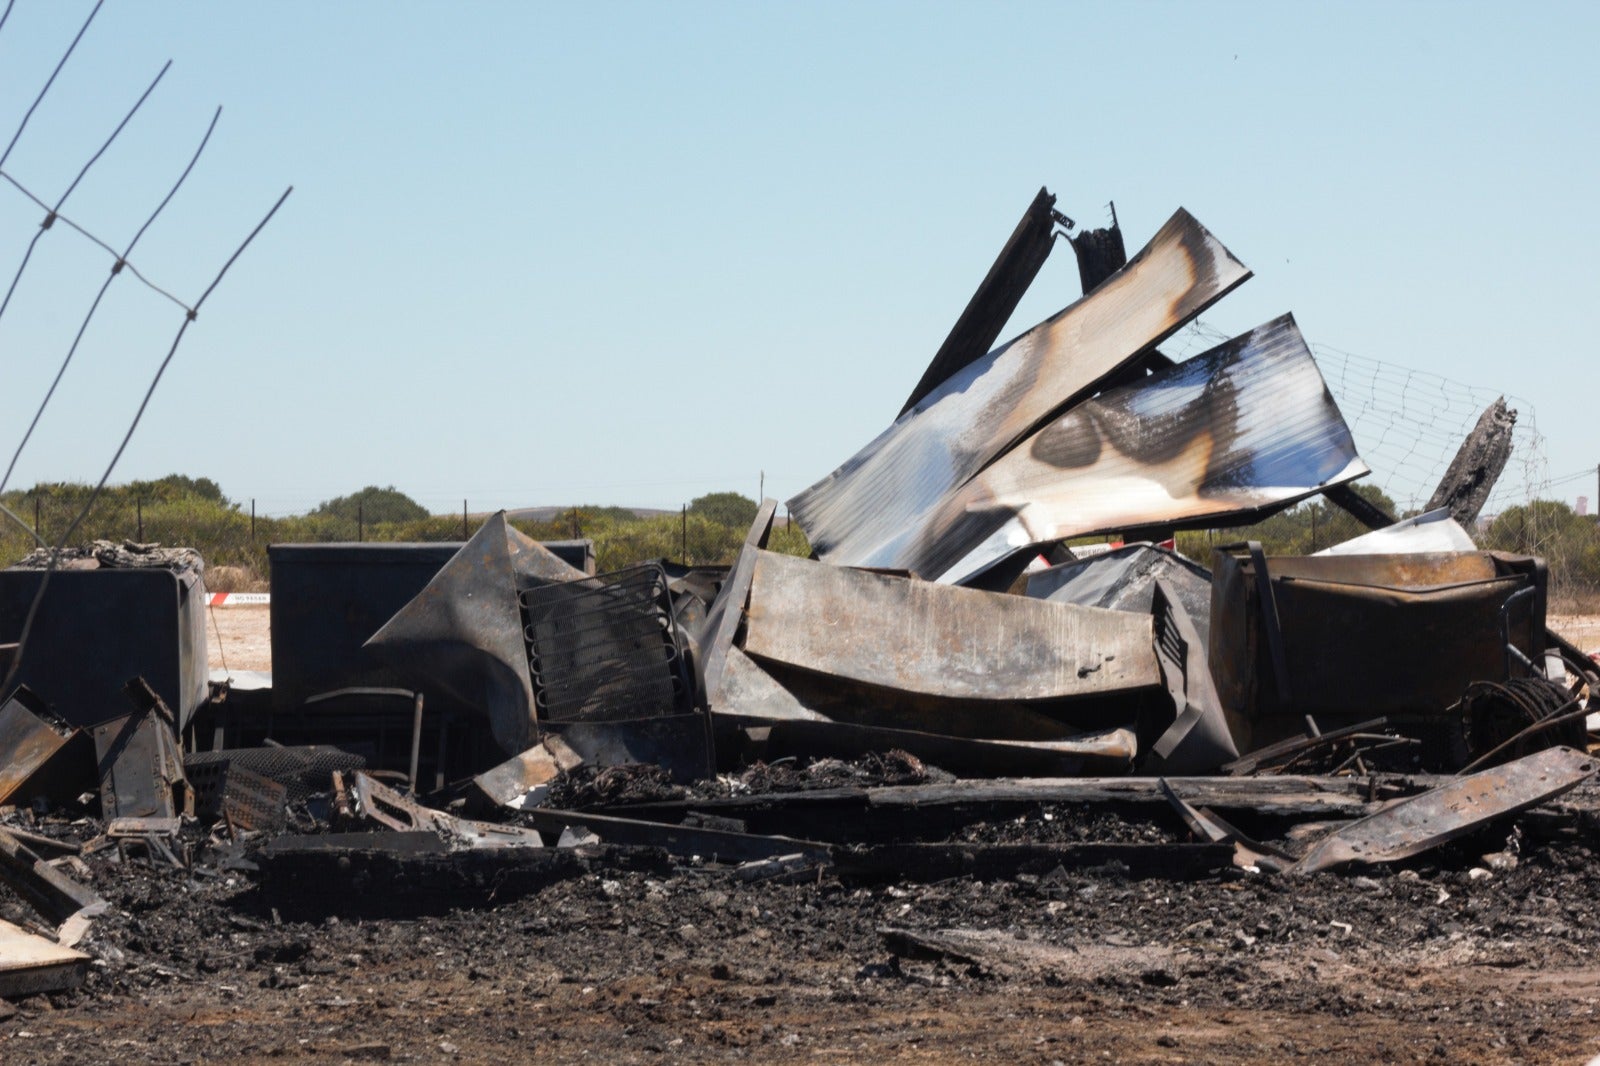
[
  {"left": 742, "top": 550, "right": 1157, "bottom": 703},
  {"left": 893, "top": 314, "right": 1370, "bottom": 584},
  {"left": 789, "top": 208, "right": 1250, "bottom": 570}
]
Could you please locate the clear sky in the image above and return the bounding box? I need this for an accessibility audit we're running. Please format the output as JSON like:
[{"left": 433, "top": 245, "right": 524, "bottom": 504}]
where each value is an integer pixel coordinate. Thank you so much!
[{"left": 0, "top": 1, "right": 1594, "bottom": 517}]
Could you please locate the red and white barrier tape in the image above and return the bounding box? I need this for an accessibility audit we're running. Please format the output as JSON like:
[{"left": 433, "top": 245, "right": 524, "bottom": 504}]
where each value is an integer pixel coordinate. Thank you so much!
[{"left": 209, "top": 592, "right": 270, "bottom": 607}]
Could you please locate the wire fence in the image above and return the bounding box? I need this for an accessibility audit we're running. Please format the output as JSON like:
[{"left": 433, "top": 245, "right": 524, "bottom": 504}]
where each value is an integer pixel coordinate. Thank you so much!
[
  {"left": 0, "top": 488, "right": 805, "bottom": 587},
  {"left": 1, "top": 334, "right": 1593, "bottom": 601}
]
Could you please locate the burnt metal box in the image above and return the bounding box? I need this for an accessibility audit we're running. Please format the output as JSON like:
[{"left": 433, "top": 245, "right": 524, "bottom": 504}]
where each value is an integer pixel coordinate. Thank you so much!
[
  {"left": 0, "top": 568, "right": 208, "bottom": 729},
  {"left": 269, "top": 543, "right": 463, "bottom": 712},
  {"left": 1209, "top": 547, "right": 1546, "bottom": 740}
]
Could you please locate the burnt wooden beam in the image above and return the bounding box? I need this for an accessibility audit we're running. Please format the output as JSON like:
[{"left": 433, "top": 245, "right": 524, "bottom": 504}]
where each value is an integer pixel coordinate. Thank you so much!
[
  {"left": 1426, "top": 397, "right": 1516, "bottom": 527},
  {"left": 901, "top": 187, "right": 1058, "bottom": 415},
  {"left": 1323, "top": 483, "right": 1395, "bottom": 531}
]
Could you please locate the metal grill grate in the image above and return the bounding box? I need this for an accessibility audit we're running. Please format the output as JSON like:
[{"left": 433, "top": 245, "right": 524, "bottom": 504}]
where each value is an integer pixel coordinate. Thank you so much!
[{"left": 519, "top": 564, "right": 691, "bottom": 723}]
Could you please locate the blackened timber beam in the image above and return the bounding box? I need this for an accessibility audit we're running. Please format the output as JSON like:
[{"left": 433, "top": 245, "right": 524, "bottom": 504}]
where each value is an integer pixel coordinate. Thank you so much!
[
  {"left": 900, "top": 187, "right": 1059, "bottom": 415},
  {"left": 1323, "top": 483, "right": 1395, "bottom": 530},
  {"left": 1425, "top": 397, "right": 1516, "bottom": 526}
]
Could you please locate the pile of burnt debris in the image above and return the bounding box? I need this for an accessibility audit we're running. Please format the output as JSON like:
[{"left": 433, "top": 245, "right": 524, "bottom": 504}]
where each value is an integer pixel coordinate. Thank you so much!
[{"left": 0, "top": 190, "right": 1595, "bottom": 1002}]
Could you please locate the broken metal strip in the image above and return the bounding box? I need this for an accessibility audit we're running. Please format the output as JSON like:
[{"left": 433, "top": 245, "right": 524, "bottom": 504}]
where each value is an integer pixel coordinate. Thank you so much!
[
  {"left": 737, "top": 716, "right": 1138, "bottom": 777},
  {"left": 742, "top": 550, "right": 1158, "bottom": 702},
  {"left": 900, "top": 186, "right": 1059, "bottom": 415},
  {"left": 517, "top": 807, "right": 829, "bottom": 865},
  {"left": 699, "top": 499, "right": 777, "bottom": 710},
  {"left": 0, "top": 828, "right": 105, "bottom": 928},
  {"left": 1290, "top": 746, "right": 1598, "bottom": 875},
  {"left": 892, "top": 313, "right": 1370, "bottom": 584},
  {"left": 790, "top": 208, "right": 1251, "bottom": 569}
]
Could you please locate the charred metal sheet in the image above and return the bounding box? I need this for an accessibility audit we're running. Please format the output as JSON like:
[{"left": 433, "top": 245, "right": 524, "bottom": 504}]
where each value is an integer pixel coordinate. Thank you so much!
[
  {"left": 1291, "top": 746, "right": 1597, "bottom": 875},
  {"left": 900, "top": 187, "right": 1060, "bottom": 415},
  {"left": 1425, "top": 397, "right": 1516, "bottom": 527},
  {"left": 92, "top": 680, "right": 186, "bottom": 822},
  {"left": 1210, "top": 547, "right": 1546, "bottom": 731},
  {"left": 714, "top": 645, "right": 828, "bottom": 724},
  {"left": 365, "top": 513, "right": 586, "bottom": 755},
  {"left": 1027, "top": 544, "right": 1213, "bottom": 649},
  {"left": 714, "top": 645, "right": 1139, "bottom": 773},
  {"left": 790, "top": 208, "right": 1251, "bottom": 573},
  {"left": 1147, "top": 579, "right": 1239, "bottom": 774},
  {"left": 699, "top": 499, "right": 776, "bottom": 712},
  {"left": 743, "top": 550, "right": 1158, "bottom": 703},
  {"left": 742, "top": 547, "right": 1158, "bottom": 704},
  {"left": 0, "top": 918, "right": 89, "bottom": 998},
  {"left": 0, "top": 687, "right": 80, "bottom": 806},
  {"left": 348, "top": 771, "right": 544, "bottom": 850},
  {"left": 888, "top": 314, "right": 1371, "bottom": 584},
  {"left": 1315, "top": 508, "right": 1477, "bottom": 556}
]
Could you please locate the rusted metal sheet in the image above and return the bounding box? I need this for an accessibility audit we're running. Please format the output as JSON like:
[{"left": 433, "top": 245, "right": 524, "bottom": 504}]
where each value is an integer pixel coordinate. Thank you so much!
[
  {"left": 1290, "top": 746, "right": 1598, "bottom": 874},
  {"left": 1209, "top": 547, "right": 1547, "bottom": 730},
  {"left": 0, "top": 687, "right": 79, "bottom": 806},
  {"left": 714, "top": 646, "right": 1137, "bottom": 775},
  {"left": 699, "top": 499, "right": 777, "bottom": 711},
  {"left": 900, "top": 187, "right": 1060, "bottom": 415},
  {"left": 888, "top": 314, "right": 1370, "bottom": 584},
  {"left": 742, "top": 551, "right": 1158, "bottom": 703},
  {"left": 790, "top": 208, "right": 1251, "bottom": 573},
  {"left": 365, "top": 512, "right": 585, "bottom": 754},
  {"left": 92, "top": 679, "right": 187, "bottom": 822}
]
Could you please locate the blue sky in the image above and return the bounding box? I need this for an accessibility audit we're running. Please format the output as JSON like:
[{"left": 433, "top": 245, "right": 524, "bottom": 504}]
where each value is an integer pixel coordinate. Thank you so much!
[{"left": 0, "top": 1, "right": 1593, "bottom": 516}]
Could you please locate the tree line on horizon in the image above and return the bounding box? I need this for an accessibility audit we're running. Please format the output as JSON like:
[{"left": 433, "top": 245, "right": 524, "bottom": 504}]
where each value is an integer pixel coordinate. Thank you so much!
[{"left": 0, "top": 477, "right": 1595, "bottom": 595}]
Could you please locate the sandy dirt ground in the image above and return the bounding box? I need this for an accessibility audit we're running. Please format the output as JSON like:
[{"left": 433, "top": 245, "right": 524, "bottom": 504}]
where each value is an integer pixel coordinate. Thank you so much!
[
  {"left": 1552, "top": 615, "right": 1600, "bottom": 657},
  {"left": 205, "top": 604, "right": 271, "bottom": 672}
]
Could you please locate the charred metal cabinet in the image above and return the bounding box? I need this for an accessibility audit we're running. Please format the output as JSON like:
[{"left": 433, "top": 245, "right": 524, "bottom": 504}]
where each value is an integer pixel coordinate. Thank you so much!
[{"left": 0, "top": 568, "right": 208, "bottom": 730}]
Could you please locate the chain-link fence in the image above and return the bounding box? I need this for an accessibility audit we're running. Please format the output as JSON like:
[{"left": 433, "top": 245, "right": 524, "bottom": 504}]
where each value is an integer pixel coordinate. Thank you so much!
[{"left": 1167, "top": 321, "right": 1597, "bottom": 611}]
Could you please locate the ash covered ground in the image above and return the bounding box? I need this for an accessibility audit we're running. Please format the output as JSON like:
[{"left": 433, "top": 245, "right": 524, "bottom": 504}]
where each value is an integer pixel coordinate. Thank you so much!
[{"left": 4, "top": 767, "right": 1600, "bottom": 1065}]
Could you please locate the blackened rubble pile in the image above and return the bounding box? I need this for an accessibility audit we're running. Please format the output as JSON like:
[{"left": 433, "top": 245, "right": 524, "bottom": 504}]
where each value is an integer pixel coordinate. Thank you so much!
[{"left": 0, "top": 189, "right": 1597, "bottom": 1001}]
